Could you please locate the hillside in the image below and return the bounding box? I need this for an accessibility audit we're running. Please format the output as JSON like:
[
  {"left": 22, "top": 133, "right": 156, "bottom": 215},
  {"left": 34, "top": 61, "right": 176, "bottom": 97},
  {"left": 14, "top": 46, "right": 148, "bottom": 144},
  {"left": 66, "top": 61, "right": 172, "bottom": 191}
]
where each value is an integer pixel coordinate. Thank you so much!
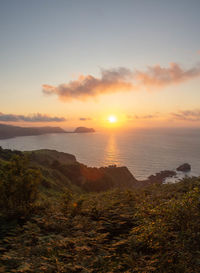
[
  {"left": 24, "top": 149, "right": 138, "bottom": 194},
  {"left": 0, "top": 123, "right": 66, "bottom": 139},
  {"left": 0, "top": 147, "right": 200, "bottom": 272},
  {"left": 0, "top": 147, "right": 190, "bottom": 196},
  {"left": 0, "top": 147, "right": 138, "bottom": 196}
]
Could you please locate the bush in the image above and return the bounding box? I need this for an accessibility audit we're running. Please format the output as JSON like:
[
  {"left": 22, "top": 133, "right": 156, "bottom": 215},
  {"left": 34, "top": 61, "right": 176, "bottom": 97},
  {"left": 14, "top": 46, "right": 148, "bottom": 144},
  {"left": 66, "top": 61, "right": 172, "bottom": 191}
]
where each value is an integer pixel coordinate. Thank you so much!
[{"left": 0, "top": 155, "right": 41, "bottom": 217}]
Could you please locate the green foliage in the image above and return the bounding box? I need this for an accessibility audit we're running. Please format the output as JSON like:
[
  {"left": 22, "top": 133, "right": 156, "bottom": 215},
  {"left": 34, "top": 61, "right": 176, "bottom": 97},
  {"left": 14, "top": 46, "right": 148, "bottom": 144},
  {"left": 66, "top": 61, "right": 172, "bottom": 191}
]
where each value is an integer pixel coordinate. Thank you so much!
[
  {"left": 0, "top": 155, "right": 41, "bottom": 217},
  {"left": 129, "top": 185, "right": 200, "bottom": 272},
  {"left": 1, "top": 173, "right": 200, "bottom": 272}
]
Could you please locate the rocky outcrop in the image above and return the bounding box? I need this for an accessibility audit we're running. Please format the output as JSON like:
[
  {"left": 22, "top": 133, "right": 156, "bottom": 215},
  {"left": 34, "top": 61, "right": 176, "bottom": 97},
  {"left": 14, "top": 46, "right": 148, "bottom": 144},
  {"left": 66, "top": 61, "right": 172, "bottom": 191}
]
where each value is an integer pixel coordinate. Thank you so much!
[
  {"left": 146, "top": 170, "right": 176, "bottom": 184},
  {"left": 74, "top": 127, "right": 95, "bottom": 133},
  {"left": 135, "top": 170, "right": 176, "bottom": 187},
  {"left": 100, "top": 166, "right": 138, "bottom": 189},
  {"left": 176, "top": 163, "right": 191, "bottom": 172}
]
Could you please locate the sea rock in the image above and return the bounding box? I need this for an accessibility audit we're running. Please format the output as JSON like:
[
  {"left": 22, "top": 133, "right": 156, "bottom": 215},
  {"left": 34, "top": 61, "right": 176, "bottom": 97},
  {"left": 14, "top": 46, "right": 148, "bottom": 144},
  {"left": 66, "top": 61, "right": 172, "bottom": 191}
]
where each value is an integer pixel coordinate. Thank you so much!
[
  {"left": 147, "top": 170, "right": 176, "bottom": 184},
  {"left": 176, "top": 163, "right": 191, "bottom": 172},
  {"left": 135, "top": 170, "right": 177, "bottom": 187}
]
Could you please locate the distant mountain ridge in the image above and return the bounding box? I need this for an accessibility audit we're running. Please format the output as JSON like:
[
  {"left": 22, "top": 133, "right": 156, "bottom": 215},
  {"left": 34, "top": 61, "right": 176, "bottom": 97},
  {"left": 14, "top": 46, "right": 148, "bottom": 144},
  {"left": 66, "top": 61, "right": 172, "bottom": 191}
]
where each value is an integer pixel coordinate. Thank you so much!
[
  {"left": 0, "top": 124, "right": 95, "bottom": 139},
  {"left": 0, "top": 123, "right": 66, "bottom": 139}
]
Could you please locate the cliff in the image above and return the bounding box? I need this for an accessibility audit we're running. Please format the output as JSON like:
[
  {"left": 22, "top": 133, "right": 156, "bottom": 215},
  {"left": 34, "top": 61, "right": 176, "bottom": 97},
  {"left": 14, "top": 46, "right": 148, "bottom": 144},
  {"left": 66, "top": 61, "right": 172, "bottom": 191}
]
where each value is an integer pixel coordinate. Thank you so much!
[
  {"left": 26, "top": 149, "right": 137, "bottom": 193},
  {"left": 0, "top": 147, "right": 188, "bottom": 195},
  {"left": 0, "top": 147, "right": 137, "bottom": 194}
]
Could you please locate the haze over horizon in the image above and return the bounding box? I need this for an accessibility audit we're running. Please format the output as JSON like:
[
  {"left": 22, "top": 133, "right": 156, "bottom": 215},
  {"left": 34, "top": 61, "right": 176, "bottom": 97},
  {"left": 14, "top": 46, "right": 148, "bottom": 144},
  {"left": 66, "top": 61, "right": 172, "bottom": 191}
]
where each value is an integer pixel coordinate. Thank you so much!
[{"left": 1, "top": 0, "right": 200, "bottom": 130}]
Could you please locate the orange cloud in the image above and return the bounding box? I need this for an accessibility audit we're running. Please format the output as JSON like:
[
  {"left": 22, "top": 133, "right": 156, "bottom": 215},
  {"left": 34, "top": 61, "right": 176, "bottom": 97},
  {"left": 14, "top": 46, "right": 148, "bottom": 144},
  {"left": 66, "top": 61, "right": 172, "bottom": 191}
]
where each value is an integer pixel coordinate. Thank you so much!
[
  {"left": 171, "top": 110, "right": 200, "bottom": 121},
  {"left": 127, "top": 113, "right": 160, "bottom": 121},
  {"left": 42, "top": 63, "right": 200, "bottom": 101},
  {"left": 43, "top": 68, "right": 134, "bottom": 101},
  {"left": 136, "top": 63, "right": 200, "bottom": 88},
  {"left": 79, "top": 117, "right": 92, "bottom": 121}
]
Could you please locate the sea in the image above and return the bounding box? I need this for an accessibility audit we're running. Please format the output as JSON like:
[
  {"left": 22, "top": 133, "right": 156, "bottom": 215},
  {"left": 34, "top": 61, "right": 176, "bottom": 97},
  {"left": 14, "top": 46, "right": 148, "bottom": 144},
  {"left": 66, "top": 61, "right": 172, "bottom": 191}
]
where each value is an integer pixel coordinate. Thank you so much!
[{"left": 0, "top": 127, "right": 200, "bottom": 181}]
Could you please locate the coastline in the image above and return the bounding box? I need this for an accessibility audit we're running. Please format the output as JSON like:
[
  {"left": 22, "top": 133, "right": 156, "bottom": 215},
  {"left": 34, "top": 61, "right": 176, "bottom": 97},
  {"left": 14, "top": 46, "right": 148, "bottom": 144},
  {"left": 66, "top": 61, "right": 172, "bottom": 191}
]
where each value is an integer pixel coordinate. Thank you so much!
[
  {"left": 0, "top": 124, "right": 95, "bottom": 140},
  {"left": 0, "top": 146, "right": 194, "bottom": 189},
  {"left": 1, "top": 128, "right": 200, "bottom": 181}
]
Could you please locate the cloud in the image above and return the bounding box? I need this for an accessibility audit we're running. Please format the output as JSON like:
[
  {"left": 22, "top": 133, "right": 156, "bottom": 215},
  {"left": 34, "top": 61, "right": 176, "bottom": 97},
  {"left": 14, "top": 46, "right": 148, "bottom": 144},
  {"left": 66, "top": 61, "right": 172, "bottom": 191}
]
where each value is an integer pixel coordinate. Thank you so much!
[
  {"left": 135, "top": 114, "right": 159, "bottom": 120},
  {"left": 79, "top": 117, "right": 92, "bottom": 121},
  {"left": 135, "top": 63, "right": 200, "bottom": 88},
  {"left": 43, "top": 67, "right": 133, "bottom": 101},
  {"left": 0, "top": 113, "right": 66, "bottom": 122},
  {"left": 42, "top": 63, "right": 200, "bottom": 101},
  {"left": 171, "top": 110, "right": 200, "bottom": 121},
  {"left": 127, "top": 113, "right": 160, "bottom": 120}
]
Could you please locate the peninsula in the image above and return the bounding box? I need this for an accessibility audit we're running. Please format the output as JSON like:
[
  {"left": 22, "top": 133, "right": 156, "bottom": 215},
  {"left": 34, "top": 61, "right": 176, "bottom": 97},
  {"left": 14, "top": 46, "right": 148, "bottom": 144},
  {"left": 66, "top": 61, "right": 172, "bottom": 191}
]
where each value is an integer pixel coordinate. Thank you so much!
[{"left": 0, "top": 124, "right": 95, "bottom": 139}]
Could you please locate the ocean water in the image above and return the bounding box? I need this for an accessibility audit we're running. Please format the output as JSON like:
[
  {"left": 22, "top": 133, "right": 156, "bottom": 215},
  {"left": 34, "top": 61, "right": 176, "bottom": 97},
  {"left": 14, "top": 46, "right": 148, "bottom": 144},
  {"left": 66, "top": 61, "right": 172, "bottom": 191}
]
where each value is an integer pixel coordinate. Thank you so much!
[{"left": 0, "top": 128, "right": 200, "bottom": 180}]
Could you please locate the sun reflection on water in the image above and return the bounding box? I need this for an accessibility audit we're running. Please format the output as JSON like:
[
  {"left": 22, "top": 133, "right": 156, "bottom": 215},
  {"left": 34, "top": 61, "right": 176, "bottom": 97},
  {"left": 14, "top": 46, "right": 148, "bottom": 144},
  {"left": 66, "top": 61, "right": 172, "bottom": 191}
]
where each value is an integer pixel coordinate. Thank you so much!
[{"left": 104, "top": 134, "right": 120, "bottom": 166}]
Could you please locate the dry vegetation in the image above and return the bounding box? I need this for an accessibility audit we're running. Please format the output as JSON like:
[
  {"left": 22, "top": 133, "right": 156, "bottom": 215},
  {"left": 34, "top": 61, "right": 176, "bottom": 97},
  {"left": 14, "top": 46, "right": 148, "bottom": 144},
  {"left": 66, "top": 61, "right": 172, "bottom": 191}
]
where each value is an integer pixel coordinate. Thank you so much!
[{"left": 0, "top": 148, "right": 200, "bottom": 272}]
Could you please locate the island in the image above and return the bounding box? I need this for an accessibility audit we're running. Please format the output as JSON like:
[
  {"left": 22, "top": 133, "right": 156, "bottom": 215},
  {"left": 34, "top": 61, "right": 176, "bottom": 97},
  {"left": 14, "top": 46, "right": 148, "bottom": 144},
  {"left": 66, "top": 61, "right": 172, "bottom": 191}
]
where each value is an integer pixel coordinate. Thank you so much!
[{"left": 74, "top": 127, "right": 95, "bottom": 133}]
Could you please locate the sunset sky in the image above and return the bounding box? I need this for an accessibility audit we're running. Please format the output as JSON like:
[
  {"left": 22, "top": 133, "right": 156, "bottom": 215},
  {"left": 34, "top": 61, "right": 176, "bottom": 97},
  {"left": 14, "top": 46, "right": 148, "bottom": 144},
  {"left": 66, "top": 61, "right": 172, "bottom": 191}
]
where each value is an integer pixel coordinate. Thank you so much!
[{"left": 1, "top": 0, "right": 200, "bottom": 130}]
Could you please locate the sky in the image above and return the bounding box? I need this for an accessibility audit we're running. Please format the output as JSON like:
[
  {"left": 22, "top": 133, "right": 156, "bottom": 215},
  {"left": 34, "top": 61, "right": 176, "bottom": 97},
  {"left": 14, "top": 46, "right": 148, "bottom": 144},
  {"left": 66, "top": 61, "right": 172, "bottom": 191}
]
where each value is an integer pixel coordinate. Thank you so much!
[{"left": 0, "top": 0, "right": 200, "bottom": 130}]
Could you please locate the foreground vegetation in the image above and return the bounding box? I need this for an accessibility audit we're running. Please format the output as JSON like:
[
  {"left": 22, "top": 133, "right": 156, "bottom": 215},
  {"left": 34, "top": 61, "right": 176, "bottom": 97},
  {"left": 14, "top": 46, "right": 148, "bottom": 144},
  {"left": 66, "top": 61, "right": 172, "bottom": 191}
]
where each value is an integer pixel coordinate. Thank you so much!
[{"left": 0, "top": 150, "right": 200, "bottom": 272}]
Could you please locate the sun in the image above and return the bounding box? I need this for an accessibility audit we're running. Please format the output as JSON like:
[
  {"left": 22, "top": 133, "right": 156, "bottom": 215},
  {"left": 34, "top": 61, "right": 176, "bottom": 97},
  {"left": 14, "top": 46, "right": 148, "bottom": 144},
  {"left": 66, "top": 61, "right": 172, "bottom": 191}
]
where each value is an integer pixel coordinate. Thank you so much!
[{"left": 108, "top": 115, "right": 117, "bottom": 123}]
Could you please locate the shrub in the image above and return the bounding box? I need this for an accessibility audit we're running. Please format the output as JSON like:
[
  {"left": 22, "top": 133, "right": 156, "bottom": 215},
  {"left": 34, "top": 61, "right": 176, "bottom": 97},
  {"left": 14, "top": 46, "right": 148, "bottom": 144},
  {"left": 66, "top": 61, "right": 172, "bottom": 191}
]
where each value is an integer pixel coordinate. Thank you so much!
[{"left": 0, "top": 155, "right": 41, "bottom": 217}]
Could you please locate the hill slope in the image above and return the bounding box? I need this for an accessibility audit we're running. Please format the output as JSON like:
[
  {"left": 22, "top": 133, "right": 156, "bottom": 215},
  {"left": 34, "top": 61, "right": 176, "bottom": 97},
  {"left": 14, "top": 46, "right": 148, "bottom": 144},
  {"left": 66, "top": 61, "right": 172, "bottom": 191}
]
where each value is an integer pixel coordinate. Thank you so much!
[
  {"left": 0, "top": 147, "right": 138, "bottom": 197},
  {"left": 0, "top": 147, "right": 200, "bottom": 272}
]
